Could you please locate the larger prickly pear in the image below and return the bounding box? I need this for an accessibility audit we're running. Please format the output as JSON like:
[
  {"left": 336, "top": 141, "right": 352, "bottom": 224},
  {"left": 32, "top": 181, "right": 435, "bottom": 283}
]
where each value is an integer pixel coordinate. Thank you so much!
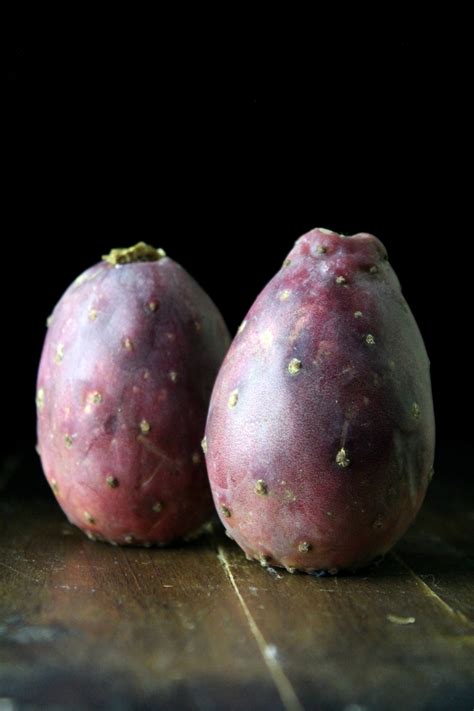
[
  {"left": 204, "top": 228, "right": 435, "bottom": 573},
  {"left": 36, "top": 243, "right": 230, "bottom": 545}
]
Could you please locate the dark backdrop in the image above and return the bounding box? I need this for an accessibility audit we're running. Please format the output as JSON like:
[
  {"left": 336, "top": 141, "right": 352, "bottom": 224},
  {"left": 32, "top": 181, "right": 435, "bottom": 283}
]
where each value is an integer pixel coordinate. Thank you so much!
[{"left": 4, "top": 29, "right": 472, "bottom": 476}]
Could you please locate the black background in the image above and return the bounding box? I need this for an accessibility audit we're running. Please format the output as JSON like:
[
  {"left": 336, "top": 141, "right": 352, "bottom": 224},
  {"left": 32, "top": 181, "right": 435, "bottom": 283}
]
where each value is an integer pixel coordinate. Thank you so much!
[{"left": 4, "top": 26, "right": 472, "bottom": 477}]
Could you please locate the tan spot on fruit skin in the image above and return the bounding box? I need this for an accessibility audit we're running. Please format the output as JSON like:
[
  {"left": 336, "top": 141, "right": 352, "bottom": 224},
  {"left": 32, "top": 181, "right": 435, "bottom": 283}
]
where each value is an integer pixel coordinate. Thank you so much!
[
  {"left": 124, "top": 535, "right": 134, "bottom": 544},
  {"left": 123, "top": 338, "right": 134, "bottom": 350},
  {"left": 315, "top": 245, "right": 327, "bottom": 255},
  {"left": 88, "top": 309, "right": 98, "bottom": 321},
  {"left": 201, "top": 437, "right": 208, "bottom": 454},
  {"left": 51, "top": 479, "right": 59, "bottom": 495},
  {"left": 228, "top": 389, "right": 239, "bottom": 408},
  {"left": 412, "top": 402, "right": 421, "bottom": 419},
  {"left": 148, "top": 300, "right": 159, "bottom": 312},
  {"left": 74, "top": 272, "right": 88, "bottom": 287},
  {"left": 64, "top": 434, "right": 73, "bottom": 449},
  {"left": 369, "top": 265, "right": 378, "bottom": 274},
  {"left": 140, "top": 419, "right": 151, "bottom": 434},
  {"left": 106, "top": 476, "right": 119, "bottom": 488},
  {"left": 221, "top": 505, "right": 231, "bottom": 518},
  {"left": 84, "top": 511, "right": 95, "bottom": 524},
  {"left": 288, "top": 358, "right": 302, "bottom": 375},
  {"left": 255, "top": 480, "right": 268, "bottom": 496},
  {"left": 365, "top": 334, "right": 376, "bottom": 345},
  {"left": 336, "top": 447, "right": 350, "bottom": 468},
  {"left": 36, "top": 388, "right": 45, "bottom": 411},
  {"left": 169, "top": 371, "right": 178, "bottom": 383},
  {"left": 354, "top": 311, "right": 363, "bottom": 318},
  {"left": 152, "top": 501, "right": 163, "bottom": 513},
  {"left": 279, "top": 289, "right": 290, "bottom": 301},
  {"left": 87, "top": 391, "right": 102, "bottom": 405},
  {"left": 298, "top": 541, "right": 312, "bottom": 553},
  {"left": 336, "top": 275, "right": 347, "bottom": 285},
  {"left": 282, "top": 258, "right": 291, "bottom": 268},
  {"left": 54, "top": 344, "right": 64, "bottom": 364}
]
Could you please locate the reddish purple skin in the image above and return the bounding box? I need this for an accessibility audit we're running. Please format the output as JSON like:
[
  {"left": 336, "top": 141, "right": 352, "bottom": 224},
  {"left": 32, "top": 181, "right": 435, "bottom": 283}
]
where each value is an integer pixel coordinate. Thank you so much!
[
  {"left": 36, "top": 255, "right": 230, "bottom": 545},
  {"left": 205, "top": 228, "right": 435, "bottom": 573}
]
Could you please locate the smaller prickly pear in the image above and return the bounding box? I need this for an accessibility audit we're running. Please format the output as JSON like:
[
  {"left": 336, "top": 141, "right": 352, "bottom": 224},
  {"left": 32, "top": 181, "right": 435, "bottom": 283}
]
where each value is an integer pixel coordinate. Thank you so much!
[{"left": 36, "top": 243, "right": 230, "bottom": 545}]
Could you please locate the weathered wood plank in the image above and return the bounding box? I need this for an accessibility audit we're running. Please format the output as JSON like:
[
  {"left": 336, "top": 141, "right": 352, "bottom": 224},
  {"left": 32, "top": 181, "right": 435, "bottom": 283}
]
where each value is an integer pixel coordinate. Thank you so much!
[
  {"left": 0, "top": 497, "right": 283, "bottom": 710},
  {"left": 395, "top": 471, "right": 474, "bottom": 622},
  {"left": 216, "top": 536, "right": 473, "bottom": 711},
  {"left": 1, "top": 466, "right": 473, "bottom": 711}
]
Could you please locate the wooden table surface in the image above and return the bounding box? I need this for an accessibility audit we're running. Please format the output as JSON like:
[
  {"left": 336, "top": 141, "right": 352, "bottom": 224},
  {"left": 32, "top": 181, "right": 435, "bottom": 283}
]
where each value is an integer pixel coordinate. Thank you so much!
[{"left": 1, "top": 449, "right": 473, "bottom": 711}]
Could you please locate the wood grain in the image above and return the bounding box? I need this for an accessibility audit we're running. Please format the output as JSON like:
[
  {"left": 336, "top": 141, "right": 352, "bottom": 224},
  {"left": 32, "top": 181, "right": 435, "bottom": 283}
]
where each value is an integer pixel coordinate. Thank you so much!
[{"left": 1, "top": 464, "right": 473, "bottom": 710}]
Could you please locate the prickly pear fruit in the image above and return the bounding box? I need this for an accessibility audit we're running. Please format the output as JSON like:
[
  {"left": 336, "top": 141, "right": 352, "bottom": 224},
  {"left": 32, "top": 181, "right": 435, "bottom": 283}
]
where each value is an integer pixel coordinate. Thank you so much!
[
  {"left": 204, "top": 228, "right": 435, "bottom": 574},
  {"left": 36, "top": 243, "right": 230, "bottom": 546}
]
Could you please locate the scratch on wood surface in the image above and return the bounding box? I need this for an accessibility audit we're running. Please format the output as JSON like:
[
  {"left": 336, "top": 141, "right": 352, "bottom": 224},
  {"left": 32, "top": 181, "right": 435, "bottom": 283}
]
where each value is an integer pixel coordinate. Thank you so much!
[
  {"left": 124, "top": 557, "right": 143, "bottom": 594},
  {"left": 392, "top": 552, "right": 471, "bottom": 626},
  {"left": 0, "top": 561, "right": 41, "bottom": 583},
  {"left": 217, "top": 546, "right": 304, "bottom": 711},
  {"left": 387, "top": 614, "right": 416, "bottom": 625}
]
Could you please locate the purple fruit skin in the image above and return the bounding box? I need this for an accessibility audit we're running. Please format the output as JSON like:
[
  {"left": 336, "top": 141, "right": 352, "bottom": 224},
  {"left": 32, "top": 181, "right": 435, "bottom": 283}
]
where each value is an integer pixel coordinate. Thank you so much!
[
  {"left": 36, "top": 253, "right": 230, "bottom": 545},
  {"left": 205, "top": 228, "right": 435, "bottom": 573}
]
